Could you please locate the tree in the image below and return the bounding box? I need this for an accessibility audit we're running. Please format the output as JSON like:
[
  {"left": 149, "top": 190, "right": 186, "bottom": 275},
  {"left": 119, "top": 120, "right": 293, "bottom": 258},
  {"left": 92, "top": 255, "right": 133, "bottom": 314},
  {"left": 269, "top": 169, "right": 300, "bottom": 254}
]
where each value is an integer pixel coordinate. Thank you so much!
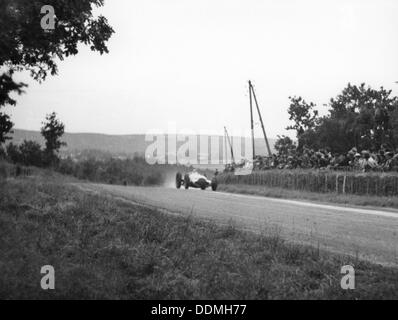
[
  {"left": 312, "top": 116, "right": 355, "bottom": 153},
  {"left": 0, "top": 0, "right": 114, "bottom": 144},
  {"left": 0, "top": 112, "right": 14, "bottom": 144},
  {"left": 41, "top": 112, "right": 66, "bottom": 165},
  {"left": 275, "top": 135, "right": 296, "bottom": 156},
  {"left": 285, "top": 83, "right": 398, "bottom": 153},
  {"left": 327, "top": 83, "right": 398, "bottom": 151},
  {"left": 0, "top": 72, "right": 27, "bottom": 143},
  {"left": 286, "top": 96, "right": 319, "bottom": 149}
]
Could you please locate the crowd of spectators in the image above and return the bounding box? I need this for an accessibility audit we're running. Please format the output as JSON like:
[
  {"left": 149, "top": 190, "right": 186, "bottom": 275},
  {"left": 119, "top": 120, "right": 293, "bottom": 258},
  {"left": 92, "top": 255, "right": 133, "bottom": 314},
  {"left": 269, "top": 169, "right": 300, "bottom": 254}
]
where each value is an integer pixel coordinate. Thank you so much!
[{"left": 224, "top": 145, "right": 398, "bottom": 173}]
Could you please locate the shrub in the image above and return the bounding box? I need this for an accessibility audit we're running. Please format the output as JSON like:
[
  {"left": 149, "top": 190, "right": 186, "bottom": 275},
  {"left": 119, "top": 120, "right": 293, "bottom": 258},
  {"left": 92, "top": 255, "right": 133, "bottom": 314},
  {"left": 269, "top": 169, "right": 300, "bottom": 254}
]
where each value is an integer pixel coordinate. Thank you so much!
[
  {"left": 6, "top": 142, "right": 22, "bottom": 164},
  {"left": 5, "top": 140, "right": 46, "bottom": 167},
  {"left": 0, "top": 161, "right": 9, "bottom": 179},
  {"left": 19, "top": 140, "right": 44, "bottom": 167},
  {"left": 143, "top": 172, "right": 163, "bottom": 185},
  {"left": 0, "top": 146, "right": 6, "bottom": 159},
  {"left": 57, "top": 157, "right": 75, "bottom": 175}
]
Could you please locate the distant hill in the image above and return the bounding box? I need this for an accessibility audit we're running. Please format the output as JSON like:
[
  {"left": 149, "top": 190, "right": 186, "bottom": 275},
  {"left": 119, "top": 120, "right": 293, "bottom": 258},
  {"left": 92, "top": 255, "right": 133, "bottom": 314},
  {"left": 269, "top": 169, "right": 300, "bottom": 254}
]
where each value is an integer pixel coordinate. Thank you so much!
[
  {"left": 9, "top": 129, "right": 147, "bottom": 156},
  {"left": 8, "top": 129, "right": 276, "bottom": 163}
]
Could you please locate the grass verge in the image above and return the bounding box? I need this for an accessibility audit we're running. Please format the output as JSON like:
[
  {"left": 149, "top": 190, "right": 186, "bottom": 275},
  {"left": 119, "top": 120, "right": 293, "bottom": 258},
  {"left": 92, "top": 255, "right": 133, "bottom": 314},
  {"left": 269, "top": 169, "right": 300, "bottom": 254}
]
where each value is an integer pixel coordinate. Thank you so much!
[
  {"left": 218, "top": 184, "right": 398, "bottom": 210},
  {"left": 1, "top": 174, "right": 398, "bottom": 299}
]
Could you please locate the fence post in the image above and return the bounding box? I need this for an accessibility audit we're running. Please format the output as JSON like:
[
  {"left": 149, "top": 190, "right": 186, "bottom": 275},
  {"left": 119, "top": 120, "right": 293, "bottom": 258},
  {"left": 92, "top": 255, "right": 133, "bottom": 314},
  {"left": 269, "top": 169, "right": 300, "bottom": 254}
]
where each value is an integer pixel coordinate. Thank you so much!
[
  {"left": 342, "top": 175, "right": 346, "bottom": 194},
  {"left": 335, "top": 174, "right": 339, "bottom": 193},
  {"left": 325, "top": 175, "right": 328, "bottom": 193},
  {"left": 367, "top": 176, "right": 370, "bottom": 195}
]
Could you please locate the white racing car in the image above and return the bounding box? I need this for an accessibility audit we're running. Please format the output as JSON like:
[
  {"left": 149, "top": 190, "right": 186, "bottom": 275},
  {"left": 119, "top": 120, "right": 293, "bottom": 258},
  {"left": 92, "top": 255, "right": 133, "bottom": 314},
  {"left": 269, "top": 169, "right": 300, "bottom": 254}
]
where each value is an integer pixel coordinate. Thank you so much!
[{"left": 176, "top": 170, "right": 218, "bottom": 191}]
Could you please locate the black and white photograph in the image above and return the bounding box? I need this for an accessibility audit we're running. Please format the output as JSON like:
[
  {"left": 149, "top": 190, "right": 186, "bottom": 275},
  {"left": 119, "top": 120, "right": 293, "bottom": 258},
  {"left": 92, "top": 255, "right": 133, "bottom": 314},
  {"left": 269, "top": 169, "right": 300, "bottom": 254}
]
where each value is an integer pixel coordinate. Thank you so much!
[{"left": 1, "top": 0, "right": 398, "bottom": 305}]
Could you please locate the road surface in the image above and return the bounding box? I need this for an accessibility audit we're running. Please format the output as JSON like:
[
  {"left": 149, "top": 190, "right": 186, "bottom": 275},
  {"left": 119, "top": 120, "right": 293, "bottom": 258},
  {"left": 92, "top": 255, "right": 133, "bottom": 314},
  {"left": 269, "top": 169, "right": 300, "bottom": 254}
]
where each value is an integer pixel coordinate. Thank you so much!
[{"left": 77, "top": 183, "right": 398, "bottom": 267}]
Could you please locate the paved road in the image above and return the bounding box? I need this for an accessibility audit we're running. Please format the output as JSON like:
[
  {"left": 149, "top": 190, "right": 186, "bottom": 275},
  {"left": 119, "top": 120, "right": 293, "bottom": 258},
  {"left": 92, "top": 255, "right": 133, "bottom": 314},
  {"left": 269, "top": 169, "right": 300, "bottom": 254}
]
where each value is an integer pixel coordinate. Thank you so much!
[{"left": 78, "top": 183, "right": 398, "bottom": 267}]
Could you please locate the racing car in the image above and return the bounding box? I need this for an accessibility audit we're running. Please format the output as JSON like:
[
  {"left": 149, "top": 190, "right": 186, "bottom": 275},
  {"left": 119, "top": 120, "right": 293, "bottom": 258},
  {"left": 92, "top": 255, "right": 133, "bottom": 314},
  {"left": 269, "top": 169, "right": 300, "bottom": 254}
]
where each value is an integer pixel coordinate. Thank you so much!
[{"left": 175, "top": 170, "right": 218, "bottom": 191}]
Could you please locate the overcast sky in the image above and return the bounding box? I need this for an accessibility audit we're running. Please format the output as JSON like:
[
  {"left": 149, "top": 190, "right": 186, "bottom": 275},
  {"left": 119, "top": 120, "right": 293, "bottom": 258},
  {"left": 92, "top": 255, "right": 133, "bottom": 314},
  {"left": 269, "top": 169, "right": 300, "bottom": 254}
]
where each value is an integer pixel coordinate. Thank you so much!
[{"left": 7, "top": 0, "right": 398, "bottom": 138}]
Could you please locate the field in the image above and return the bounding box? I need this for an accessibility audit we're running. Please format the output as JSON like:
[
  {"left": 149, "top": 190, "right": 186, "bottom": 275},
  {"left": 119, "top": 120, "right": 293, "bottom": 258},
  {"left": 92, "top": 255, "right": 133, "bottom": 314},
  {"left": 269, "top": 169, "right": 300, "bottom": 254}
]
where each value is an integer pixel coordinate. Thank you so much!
[
  {"left": 1, "top": 170, "right": 398, "bottom": 299},
  {"left": 219, "top": 170, "right": 398, "bottom": 197}
]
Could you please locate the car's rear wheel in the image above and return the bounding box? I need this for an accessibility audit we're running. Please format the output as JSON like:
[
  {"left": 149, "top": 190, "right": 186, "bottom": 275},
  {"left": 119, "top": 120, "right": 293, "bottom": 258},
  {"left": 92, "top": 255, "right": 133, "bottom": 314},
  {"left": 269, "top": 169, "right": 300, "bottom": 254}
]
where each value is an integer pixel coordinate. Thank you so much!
[
  {"left": 197, "top": 178, "right": 208, "bottom": 190},
  {"left": 176, "top": 172, "right": 182, "bottom": 189},
  {"left": 184, "top": 174, "right": 190, "bottom": 189}
]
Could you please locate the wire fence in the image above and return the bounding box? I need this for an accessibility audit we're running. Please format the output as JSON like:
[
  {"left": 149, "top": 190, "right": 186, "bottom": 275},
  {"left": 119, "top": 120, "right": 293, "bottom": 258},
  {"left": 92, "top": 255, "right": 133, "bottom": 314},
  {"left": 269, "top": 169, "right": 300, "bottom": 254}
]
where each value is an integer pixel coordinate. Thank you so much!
[{"left": 218, "top": 170, "right": 398, "bottom": 196}]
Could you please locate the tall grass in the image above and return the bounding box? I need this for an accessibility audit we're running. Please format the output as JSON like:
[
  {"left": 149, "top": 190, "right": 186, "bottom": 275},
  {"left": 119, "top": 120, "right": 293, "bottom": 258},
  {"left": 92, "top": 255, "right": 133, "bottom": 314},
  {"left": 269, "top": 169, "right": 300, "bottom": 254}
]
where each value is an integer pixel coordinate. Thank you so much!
[
  {"left": 1, "top": 174, "right": 398, "bottom": 299},
  {"left": 219, "top": 170, "right": 398, "bottom": 196},
  {"left": 0, "top": 160, "right": 33, "bottom": 179},
  {"left": 57, "top": 157, "right": 189, "bottom": 186},
  {"left": 0, "top": 160, "right": 12, "bottom": 179}
]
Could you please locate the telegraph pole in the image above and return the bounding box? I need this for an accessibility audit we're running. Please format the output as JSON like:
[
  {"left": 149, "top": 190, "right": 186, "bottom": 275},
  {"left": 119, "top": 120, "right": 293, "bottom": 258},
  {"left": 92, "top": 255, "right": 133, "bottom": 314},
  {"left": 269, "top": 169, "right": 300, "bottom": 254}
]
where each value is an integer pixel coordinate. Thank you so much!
[
  {"left": 249, "top": 81, "right": 255, "bottom": 160},
  {"left": 224, "top": 130, "right": 228, "bottom": 164},
  {"left": 249, "top": 81, "right": 272, "bottom": 157},
  {"left": 224, "top": 126, "right": 235, "bottom": 164}
]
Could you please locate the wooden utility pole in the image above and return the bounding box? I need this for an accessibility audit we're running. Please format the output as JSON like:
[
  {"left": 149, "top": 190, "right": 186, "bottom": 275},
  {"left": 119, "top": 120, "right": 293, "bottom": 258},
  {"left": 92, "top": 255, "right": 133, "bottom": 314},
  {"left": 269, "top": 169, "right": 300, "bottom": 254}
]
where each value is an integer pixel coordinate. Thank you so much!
[
  {"left": 249, "top": 81, "right": 255, "bottom": 160},
  {"left": 224, "top": 130, "right": 228, "bottom": 164},
  {"left": 224, "top": 126, "right": 235, "bottom": 164},
  {"left": 249, "top": 81, "right": 272, "bottom": 157}
]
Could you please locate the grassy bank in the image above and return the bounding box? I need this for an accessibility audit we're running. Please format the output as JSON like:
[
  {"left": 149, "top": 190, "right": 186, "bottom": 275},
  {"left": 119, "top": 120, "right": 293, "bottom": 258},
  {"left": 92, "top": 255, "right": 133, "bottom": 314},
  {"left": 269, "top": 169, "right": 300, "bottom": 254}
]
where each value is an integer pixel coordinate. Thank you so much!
[
  {"left": 1, "top": 174, "right": 398, "bottom": 299},
  {"left": 57, "top": 157, "right": 192, "bottom": 187},
  {"left": 218, "top": 184, "right": 398, "bottom": 210}
]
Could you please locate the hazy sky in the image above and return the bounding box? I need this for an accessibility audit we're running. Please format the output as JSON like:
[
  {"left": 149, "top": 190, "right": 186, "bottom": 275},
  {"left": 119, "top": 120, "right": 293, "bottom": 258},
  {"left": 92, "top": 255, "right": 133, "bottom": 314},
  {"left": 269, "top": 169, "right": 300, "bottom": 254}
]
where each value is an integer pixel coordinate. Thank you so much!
[{"left": 7, "top": 0, "right": 398, "bottom": 138}]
